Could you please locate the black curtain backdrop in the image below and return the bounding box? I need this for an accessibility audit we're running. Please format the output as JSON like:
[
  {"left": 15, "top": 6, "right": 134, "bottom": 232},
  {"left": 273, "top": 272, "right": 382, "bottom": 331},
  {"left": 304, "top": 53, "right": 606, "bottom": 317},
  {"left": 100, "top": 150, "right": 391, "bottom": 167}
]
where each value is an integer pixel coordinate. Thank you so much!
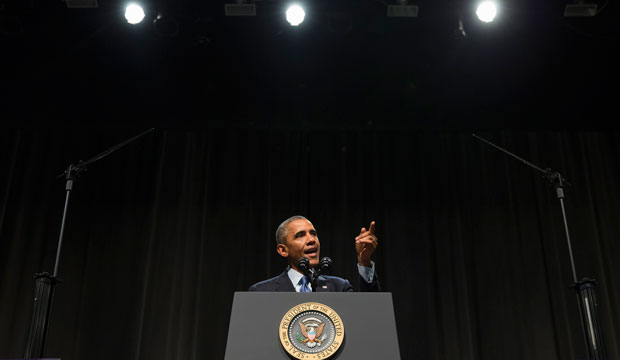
[{"left": 1, "top": 128, "right": 619, "bottom": 360}]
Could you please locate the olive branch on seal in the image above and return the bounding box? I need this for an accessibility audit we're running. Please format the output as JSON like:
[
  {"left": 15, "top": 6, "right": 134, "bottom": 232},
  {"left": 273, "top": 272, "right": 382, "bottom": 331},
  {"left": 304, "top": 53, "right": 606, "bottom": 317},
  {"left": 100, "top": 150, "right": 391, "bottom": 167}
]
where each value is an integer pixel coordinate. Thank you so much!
[{"left": 296, "top": 332, "right": 304, "bottom": 343}]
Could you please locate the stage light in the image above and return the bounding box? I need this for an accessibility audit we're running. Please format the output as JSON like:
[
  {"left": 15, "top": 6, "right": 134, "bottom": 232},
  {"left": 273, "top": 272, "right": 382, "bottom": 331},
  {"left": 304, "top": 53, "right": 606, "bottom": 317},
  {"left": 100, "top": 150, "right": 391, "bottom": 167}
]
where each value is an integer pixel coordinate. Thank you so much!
[
  {"left": 286, "top": 4, "right": 305, "bottom": 26},
  {"left": 125, "top": 3, "right": 145, "bottom": 24},
  {"left": 475, "top": 1, "right": 497, "bottom": 22}
]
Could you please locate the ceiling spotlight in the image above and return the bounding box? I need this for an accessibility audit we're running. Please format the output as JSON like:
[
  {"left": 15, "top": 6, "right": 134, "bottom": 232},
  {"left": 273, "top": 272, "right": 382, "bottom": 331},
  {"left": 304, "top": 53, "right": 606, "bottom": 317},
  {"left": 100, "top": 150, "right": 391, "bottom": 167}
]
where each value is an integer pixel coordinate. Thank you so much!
[
  {"left": 476, "top": 1, "right": 497, "bottom": 23},
  {"left": 286, "top": 4, "right": 305, "bottom": 26},
  {"left": 125, "top": 3, "right": 145, "bottom": 24}
]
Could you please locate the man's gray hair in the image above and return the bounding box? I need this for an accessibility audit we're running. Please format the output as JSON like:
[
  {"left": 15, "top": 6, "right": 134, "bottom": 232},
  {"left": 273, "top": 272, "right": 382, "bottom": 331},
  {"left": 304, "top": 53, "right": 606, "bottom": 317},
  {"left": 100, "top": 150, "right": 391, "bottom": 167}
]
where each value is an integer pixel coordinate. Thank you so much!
[{"left": 275, "top": 215, "right": 309, "bottom": 245}]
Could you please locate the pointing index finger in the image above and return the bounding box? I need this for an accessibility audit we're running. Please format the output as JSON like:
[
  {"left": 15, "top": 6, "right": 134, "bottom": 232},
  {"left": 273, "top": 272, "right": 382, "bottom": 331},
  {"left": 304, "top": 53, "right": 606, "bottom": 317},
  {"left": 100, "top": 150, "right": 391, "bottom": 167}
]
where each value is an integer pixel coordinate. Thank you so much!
[{"left": 369, "top": 221, "right": 376, "bottom": 235}]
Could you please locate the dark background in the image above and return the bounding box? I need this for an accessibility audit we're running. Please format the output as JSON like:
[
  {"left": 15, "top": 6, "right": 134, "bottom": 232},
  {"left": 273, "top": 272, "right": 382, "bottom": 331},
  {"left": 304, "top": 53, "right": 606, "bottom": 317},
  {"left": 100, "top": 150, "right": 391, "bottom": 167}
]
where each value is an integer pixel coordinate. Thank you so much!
[
  {"left": 1, "top": 0, "right": 619, "bottom": 359},
  {"left": 1, "top": 0, "right": 619, "bottom": 130}
]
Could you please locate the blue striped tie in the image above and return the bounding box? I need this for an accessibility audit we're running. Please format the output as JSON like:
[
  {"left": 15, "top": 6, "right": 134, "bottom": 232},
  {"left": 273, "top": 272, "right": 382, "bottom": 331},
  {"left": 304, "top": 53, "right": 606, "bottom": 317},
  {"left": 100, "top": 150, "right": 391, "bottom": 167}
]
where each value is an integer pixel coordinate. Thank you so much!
[{"left": 299, "top": 275, "right": 312, "bottom": 293}]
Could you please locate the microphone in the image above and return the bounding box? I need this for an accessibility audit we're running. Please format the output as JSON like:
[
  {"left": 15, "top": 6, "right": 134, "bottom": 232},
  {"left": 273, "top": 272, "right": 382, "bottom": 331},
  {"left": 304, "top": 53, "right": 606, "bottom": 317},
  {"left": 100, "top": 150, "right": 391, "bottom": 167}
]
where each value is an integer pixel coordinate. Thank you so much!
[
  {"left": 297, "top": 257, "right": 333, "bottom": 276},
  {"left": 297, "top": 257, "right": 310, "bottom": 274},
  {"left": 318, "top": 257, "right": 332, "bottom": 275}
]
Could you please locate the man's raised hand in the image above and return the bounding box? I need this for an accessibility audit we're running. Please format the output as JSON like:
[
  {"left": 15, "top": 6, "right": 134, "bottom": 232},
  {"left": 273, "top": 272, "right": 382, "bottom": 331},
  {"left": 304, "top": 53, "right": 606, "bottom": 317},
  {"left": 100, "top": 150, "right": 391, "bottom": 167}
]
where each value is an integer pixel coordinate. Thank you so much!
[{"left": 355, "top": 221, "right": 378, "bottom": 267}]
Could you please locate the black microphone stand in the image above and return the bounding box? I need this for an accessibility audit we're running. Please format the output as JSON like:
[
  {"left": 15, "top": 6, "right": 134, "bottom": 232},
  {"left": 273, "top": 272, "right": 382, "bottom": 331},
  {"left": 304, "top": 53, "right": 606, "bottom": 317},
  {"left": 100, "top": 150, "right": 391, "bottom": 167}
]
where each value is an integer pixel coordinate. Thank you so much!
[
  {"left": 309, "top": 269, "right": 320, "bottom": 292},
  {"left": 24, "top": 128, "right": 155, "bottom": 359},
  {"left": 297, "top": 258, "right": 319, "bottom": 292},
  {"left": 472, "top": 133, "right": 607, "bottom": 360},
  {"left": 309, "top": 258, "right": 332, "bottom": 292}
]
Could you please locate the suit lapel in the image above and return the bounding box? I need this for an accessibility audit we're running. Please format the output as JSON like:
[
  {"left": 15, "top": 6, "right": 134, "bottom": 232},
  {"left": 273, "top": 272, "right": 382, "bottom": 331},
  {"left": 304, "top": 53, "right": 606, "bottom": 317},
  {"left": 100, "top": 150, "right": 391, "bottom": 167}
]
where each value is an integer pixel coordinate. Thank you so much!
[
  {"left": 315, "top": 276, "right": 329, "bottom": 292},
  {"left": 275, "top": 270, "right": 296, "bottom": 292}
]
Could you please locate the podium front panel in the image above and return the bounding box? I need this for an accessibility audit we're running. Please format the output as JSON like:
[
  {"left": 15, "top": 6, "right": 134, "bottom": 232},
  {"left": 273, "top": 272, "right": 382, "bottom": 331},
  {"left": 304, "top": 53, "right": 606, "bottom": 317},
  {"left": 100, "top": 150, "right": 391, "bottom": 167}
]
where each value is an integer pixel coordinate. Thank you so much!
[{"left": 225, "top": 292, "right": 400, "bottom": 360}]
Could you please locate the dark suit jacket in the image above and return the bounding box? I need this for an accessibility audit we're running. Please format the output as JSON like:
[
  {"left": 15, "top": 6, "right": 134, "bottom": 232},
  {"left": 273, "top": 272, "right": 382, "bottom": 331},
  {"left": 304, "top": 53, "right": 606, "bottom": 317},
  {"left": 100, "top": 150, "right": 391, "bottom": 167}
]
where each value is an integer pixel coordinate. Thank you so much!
[{"left": 248, "top": 269, "right": 381, "bottom": 292}]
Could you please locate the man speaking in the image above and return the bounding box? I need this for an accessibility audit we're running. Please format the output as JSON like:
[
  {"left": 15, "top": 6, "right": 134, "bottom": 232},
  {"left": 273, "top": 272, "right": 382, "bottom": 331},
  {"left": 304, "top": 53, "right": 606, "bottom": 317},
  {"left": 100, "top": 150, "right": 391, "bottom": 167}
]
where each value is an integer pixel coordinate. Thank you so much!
[{"left": 249, "top": 215, "right": 380, "bottom": 292}]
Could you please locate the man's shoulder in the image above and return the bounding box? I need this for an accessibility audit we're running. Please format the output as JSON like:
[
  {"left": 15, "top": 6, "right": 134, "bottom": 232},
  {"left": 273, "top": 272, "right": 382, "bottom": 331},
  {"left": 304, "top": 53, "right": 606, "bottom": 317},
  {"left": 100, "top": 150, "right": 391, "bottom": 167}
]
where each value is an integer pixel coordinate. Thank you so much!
[
  {"left": 248, "top": 275, "right": 279, "bottom": 291},
  {"left": 248, "top": 271, "right": 292, "bottom": 292},
  {"left": 320, "top": 275, "right": 349, "bottom": 284},
  {"left": 317, "top": 275, "right": 353, "bottom": 292}
]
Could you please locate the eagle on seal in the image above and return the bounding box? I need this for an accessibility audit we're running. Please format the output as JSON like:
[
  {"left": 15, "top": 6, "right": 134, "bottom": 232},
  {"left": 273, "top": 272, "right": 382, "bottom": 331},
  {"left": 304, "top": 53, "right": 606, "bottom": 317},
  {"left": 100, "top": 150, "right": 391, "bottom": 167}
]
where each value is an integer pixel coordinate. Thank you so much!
[{"left": 299, "top": 321, "right": 326, "bottom": 348}]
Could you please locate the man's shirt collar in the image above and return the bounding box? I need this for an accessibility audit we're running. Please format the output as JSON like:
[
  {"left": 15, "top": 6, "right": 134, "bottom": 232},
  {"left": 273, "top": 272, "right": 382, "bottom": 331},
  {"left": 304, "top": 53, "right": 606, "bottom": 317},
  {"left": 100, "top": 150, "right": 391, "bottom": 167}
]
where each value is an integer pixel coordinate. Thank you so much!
[{"left": 287, "top": 266, "right": 312, "bottom": 292}]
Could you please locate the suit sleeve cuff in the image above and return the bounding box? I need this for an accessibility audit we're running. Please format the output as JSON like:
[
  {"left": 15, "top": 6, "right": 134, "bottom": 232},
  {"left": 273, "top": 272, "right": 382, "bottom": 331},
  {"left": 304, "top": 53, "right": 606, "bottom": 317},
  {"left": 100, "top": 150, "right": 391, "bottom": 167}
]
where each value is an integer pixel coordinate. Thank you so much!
[{"left": 357, "top": 261, "right": 375, "bottom": 283}]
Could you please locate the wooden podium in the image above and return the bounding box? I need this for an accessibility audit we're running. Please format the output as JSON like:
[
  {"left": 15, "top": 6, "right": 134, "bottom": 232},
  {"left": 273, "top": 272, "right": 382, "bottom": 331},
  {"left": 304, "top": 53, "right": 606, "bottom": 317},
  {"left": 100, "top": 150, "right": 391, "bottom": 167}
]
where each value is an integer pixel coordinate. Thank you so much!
[{"left": 224, "top": 292, "right": 401, "bottom": 359}]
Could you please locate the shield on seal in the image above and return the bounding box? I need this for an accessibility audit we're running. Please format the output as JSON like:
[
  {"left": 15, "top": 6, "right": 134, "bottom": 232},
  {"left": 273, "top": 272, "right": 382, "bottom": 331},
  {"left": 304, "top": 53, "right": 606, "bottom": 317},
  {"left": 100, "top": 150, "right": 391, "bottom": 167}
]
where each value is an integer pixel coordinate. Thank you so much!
[{"left": 307, "top": 328, "right": 316, "bottom": 341}]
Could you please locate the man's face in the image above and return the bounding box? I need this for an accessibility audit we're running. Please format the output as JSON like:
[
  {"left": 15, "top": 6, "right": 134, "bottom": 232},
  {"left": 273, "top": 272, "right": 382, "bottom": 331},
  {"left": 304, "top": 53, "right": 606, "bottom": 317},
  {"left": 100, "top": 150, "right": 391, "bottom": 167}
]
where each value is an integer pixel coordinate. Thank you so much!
[{"left": 278, "top": 219, "right": 321, "bottom": 271}]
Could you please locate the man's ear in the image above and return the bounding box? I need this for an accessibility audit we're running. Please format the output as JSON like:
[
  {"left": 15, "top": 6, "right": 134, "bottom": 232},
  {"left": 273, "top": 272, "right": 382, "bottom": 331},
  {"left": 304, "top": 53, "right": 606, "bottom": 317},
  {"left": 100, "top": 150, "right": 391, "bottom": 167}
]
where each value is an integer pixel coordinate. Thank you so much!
[{"left": 276, "top": 243, "right": 288, "bottom": 258}]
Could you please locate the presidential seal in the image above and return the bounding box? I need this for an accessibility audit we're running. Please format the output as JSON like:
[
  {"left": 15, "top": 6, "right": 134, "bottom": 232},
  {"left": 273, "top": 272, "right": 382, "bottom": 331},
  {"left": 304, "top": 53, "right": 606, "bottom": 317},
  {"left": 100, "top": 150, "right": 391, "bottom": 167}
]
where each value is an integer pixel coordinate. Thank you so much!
[{"left": 279, "top": 302, "right": 344, "bottom": 360}]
